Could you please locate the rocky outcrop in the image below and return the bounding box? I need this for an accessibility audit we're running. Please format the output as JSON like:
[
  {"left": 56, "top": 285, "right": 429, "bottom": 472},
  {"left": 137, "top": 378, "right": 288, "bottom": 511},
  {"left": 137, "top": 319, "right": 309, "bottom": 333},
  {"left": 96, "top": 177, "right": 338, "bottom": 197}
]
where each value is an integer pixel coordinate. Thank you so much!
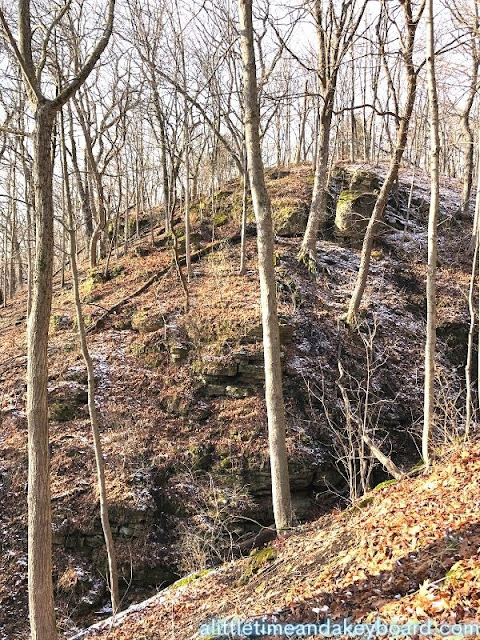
[
  {"left": 334, "top": 169, "right": 381, "bottom": 244},
  {"left": 193, "top": 320, "right": 295, "bottom": 399},
  {"left": 48, "top": 381, "right": 88, "bottom": 422},
  {"left": 272, "top": 201, "right": 309, "bottom": 236}
]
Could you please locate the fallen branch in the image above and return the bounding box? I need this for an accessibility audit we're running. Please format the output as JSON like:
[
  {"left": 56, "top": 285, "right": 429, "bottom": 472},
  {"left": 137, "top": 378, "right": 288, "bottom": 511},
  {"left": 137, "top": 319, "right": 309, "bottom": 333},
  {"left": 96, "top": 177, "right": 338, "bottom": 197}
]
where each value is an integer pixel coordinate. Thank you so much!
[
  {"left": 362, "top": 433, "right": 403, "bottom": 480},
  {"left": 87, "top": 233, "right": 243, "bottom": 333}
]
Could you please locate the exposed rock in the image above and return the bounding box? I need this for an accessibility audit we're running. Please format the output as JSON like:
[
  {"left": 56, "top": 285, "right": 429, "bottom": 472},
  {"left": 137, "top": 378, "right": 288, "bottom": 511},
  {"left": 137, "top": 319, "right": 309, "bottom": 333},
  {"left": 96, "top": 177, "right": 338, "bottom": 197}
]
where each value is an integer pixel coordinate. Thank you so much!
[
  {"left": 241, "top": 320, "right": 295, "bottom": 345},
  {"left": 132, "top": 310, "right": 165, "bottom": 333},
  {"left": 213, "top": 212, "right": 229, "bottom": 227},
  {"left": 349, "top": 169, "right": 381, "bottom": 192},
  {"left": 334, "top": 168, "right": 381, "bottom": 244},
  {"left": 437, "top": 320, "right": 471, "bottom": 368},
  {"left": 272, "top": 201, "right": 309, "bottom": 236},
  {"left": 169, "top": 343, "right": 189, "bottom": 363},
  {"left": 237, "top": 362, "right": 265, "bottom": 381},
  {"left": 133, "top": 245, "right": 152, "bottom": 258},
  {"left": 50, "top": 314, "right": 74, "bottom": 331},
  {"left": 176, "top": 231, "right": 202, "bottom": 253},
  {"left": 269, "top": 169, "right": 290, "bottom": 179},
  {"left": 161, "top": 393, "right": 192, "bottom": 417},
  {"left": 335, "top": 190, "right": 377, "bottom": 243},
  {"left": 62, "top": 366, "right": 88, "bottom": 385},
  {"left": 48, "top": 382, "right": 88, "bottom": 422},
  {"left": 225, "top": 385, "right": 254, "bottom": 399}
]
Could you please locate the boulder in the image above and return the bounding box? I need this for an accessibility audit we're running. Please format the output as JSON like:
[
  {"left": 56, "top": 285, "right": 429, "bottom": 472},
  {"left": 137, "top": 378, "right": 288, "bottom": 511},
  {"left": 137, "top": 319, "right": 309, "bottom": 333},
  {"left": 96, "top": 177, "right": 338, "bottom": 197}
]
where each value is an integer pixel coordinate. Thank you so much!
[
  {"left": 334, "top": 169, "right": 381, "bottom": 244},
  {"left": 48, "top": 381, "right": 88, "bottom": 422},
  {"left": 273, "top": 202, "right": 309, "bottom": 236},
  {"left": 349, "top": 169, "right": 381, "bottom": 192},
  {"left": 334, "top": 190, "right": 377, "bottom": 243},
  {"left": 132, "top": 310, "right": 165, "bottom": 333}
]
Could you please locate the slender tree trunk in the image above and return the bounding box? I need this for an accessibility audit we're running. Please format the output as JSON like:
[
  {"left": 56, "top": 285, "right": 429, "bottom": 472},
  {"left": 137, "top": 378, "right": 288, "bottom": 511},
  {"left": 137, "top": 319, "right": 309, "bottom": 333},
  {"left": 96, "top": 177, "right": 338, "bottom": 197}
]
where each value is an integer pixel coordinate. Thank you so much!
[
  {"left": 184, "top": 104, "right": 192, "bottom": 280},
  {"left": 27, "top": 102, "right": 58, "bottom": 640},
  {"left": 20, "top": 148, "right": 33, "bottom": 316},
  {"left": 423, "top": 0, "right": 440, "bottom": 468},
  {"left": 238, "top": 0, "right": 292, "bottom": 532},
  {"left": 346, "top": 70, "right": 417, "bottom": 325},
  {"left": 294, "top": 81, "right": 308, "bottom": 165},
  {"left": 460, "top": 53, "right": 479, "bottom": 217},
  {"left": 298, "top": 97, "right": 333, "bottom": 266},
  {"left": 465, "top": 238, "right": 478, "bottom": 439},
  {"left": 61, "top": 110, "right": 120, "bottom": 613},
  {"left": 239, "top": 151, "right": 249, "bottom": 275},
  {"left": 69, "top": 104, "right": 93, "bottom": 244},
  {"left": 158, "top": 115, "right": 171, "bottom": 233}
]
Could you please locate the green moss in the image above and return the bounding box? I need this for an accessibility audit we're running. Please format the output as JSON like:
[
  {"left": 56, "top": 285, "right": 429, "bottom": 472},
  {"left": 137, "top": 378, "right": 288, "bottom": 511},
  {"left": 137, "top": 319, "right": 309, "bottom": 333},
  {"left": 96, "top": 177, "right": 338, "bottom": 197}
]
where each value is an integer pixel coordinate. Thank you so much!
[
  {"left": 272, "top": 199, "right": 308, "bottom": 236},
  {"left": 128, "top": 342, "right": 147, "bottom": 356},
  {"left": 337, "top": 189, "right": 371, "bottom": 204},
  {"left": 213, "top": 212, "right": 229, "bottom": 226},
  {"left": 297, "top": 249, "right": 318, "bottom": 276},
  {"left": 356, "top": 495, "right": 375, "bottom": 509},
  {"left": 169, "top": 569, "right": 212, "bottom": 591},
  {"left": 80, "top": 268, "right": 106, "bottom": 298},
  {"left": 238, "top": 545, "right": 277, "bottom": 585},
  {"left": 108, "top": 264, "right": 125, "bottom": 279},
  {"left": 189, "top": 443, "right": 214, "bottom": 470},
  {"left": 131, "top": 310, "right": 164, "bottom": 333},
  {"left": 48, "top": 397, "right": 86, "bottom": 423},
  {"left": 445, "top": 562, "right": 464, "bottom": 584},
  {"left": 373, "top": 478, "right": 398, "bottom": 492},
  {"left": 410, "top": 459, "right": 425, "bottom": 471},
  {"left": 49, "top": 314, "right": 73, "bottom": 333}
]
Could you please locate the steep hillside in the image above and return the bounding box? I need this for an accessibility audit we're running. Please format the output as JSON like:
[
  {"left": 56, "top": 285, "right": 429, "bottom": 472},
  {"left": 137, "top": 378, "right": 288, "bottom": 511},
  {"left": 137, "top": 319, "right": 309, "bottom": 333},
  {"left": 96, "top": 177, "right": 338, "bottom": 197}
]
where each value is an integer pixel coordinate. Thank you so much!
[
  {"left": 0, "top": 163, "right": 475, "bottom": 638},
  {"left": 70, "top": 443, "right": 480, "bottom": 639}
]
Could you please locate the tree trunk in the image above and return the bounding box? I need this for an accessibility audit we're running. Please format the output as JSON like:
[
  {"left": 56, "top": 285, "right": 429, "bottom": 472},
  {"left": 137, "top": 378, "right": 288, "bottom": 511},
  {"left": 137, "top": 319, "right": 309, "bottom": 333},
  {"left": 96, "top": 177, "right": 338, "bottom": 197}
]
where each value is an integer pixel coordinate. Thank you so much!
[
  {"left": 69, "top": 107, "right": 94, "bottom": 243},
  {"left": 346, "top": 72, "right": 417, "bottom": 325},
  {"left": 238, "top": 0, "right": 292, "bottom": 532},
  {"left": 239, "top": 151, "right": 249, "bottom": 275},
  {"left": 60, "top": 108, "right": 120, "bottom": 613},
  {"left": 346, "top": 3, "right": 421, "bottom": 325},
  {"left": 294, "top": 81, "right": 308, "bottom": 165},
  {"left": 298, "top": 96, "right": 333, "bottom": 266},
  {"left": 459, "top": 53, "right": 479, "bottom": 217},
  {"left": 27, "top": 102, "right": 58, "bottom": 640},
  {"left": 423, "top": 0, "right": 440, "bottom": 468}
]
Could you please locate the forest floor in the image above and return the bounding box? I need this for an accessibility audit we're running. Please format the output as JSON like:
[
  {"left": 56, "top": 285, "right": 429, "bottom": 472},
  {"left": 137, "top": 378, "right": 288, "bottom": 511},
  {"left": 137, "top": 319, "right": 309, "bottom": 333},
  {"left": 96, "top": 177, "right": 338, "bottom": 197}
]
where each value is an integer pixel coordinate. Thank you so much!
[
  {"left": 0, "top": 162, "right": 478, "bottom": 639},
  {"left": 69, "top": 442, "right": 480, "bottom": 639}
]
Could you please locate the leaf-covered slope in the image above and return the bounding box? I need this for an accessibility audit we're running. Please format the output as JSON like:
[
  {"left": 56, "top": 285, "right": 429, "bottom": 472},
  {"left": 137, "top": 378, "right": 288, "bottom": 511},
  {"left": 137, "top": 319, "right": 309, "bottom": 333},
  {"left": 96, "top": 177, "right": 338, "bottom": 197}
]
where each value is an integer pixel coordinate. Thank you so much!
[
  {"left": 0, "top": 162, "right": 476, "bottom": 638},
  {"left": 71, "top": 444, "right": 480, "bottom": 639}
]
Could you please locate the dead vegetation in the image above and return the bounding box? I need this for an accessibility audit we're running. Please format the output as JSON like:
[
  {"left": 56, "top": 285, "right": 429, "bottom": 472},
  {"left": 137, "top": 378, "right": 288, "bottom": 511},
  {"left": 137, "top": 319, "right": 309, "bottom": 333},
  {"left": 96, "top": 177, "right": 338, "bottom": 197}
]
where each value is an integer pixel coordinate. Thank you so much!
[{"left": 0, "top": 163, "right": 477, "bottom": 638}]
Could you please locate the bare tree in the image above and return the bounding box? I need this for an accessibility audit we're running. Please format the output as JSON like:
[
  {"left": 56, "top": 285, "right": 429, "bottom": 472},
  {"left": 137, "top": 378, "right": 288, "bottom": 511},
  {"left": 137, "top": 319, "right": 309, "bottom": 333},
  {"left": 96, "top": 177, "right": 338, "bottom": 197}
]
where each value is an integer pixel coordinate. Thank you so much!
[
  {"left": 60, "top": 106, "right": 120, "bottom": 614},
  {"left": 449, "top": 0, "right": 480, "bottom": 218},
  {"left": 238, "top": 0, "right": 292, "bottom": 532},
  {"left": 346, "top": 0, "right": 425, "bottom": 326},
  {"left": 0, "top": 2, "right": 115, "bottom": 636},
  {"left": 423, "top": 0, "right": 441, "bottom": 468},
  {"left": 298, "top": 0, "right": 368, "bottom": 266}
]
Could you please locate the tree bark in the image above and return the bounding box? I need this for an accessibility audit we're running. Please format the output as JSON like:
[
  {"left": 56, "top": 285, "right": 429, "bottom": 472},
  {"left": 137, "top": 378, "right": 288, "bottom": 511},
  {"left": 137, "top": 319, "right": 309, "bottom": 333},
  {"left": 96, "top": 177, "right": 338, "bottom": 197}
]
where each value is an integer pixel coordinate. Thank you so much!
[
  {"left": 27, "top": 101, "right": 57, "bottom": 640},
  {"left": 459, "top": 52, "right": 479, "bottom": 218},
  {"left": 423, "top": 0, "right": 440, "bottom": 468},
  {"left": 239, "top": 151, "right": 249, "bottom": 275},
  {"left": 298, "top": 95, "right": 333, "bottom": 266},
  {"left": 346, "top": 1, "right": 422, "bottom": 326},
  {"left": 238, "top": 0, "right": 292, "bottom": 532},
  {"left": 61, "top": 108, "right": 120, "bottom": 614}
]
